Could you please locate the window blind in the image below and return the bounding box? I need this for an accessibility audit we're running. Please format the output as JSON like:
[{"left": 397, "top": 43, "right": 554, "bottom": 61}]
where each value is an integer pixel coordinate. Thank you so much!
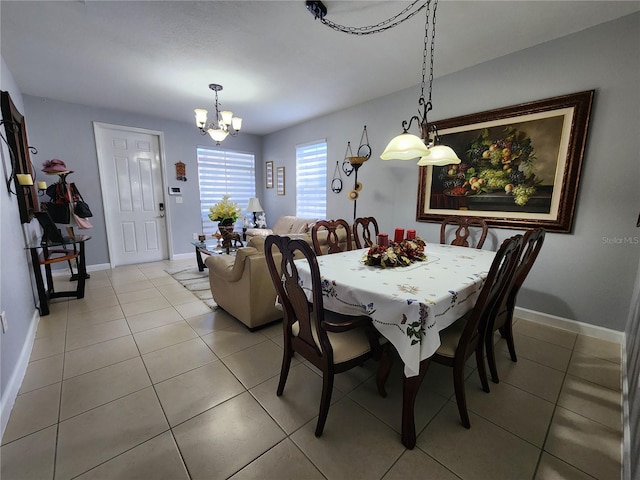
[
  {"left": 197, "top": 147, "right": 256, "bottom": 236},
  {"left": 296, "top": 141, "right": 327, "bottom": 218}
]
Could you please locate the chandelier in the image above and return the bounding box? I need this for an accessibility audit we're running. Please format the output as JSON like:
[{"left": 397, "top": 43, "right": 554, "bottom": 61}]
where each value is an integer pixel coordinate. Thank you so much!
[
  {"left": 194, "top": 84, "right": 242, "bottom": 145},
  {"left": 380, "top": 0, "right": 460, "bottom": 166}
]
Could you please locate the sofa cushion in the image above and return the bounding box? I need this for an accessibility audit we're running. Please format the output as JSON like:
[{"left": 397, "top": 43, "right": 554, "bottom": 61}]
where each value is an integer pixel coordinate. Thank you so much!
[
  {"left": 248, "top": 236, "right": 266, "bottom": 250},
  {"left": 272, "top": 215, "right": 317, "bottom": 235}
]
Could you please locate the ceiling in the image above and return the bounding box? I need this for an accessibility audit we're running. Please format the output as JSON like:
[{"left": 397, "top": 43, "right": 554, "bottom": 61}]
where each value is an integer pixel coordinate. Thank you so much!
[{"left": 2, "top": 1, "right": 638, "bottom": 136}]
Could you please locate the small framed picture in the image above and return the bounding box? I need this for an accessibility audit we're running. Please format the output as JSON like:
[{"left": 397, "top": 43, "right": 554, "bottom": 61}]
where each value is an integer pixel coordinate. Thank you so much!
[
  {"left": 266, "top": 161, "right": 274, "bottom": 189},
  {"left": 277, "top": 167, "right": 285, "bottom": 196}
]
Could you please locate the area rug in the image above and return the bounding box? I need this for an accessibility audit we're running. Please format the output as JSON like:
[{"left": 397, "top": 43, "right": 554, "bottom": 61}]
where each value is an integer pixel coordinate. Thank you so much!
[{"left": 165, "top": 266, "right": 218, "bottom": 310}]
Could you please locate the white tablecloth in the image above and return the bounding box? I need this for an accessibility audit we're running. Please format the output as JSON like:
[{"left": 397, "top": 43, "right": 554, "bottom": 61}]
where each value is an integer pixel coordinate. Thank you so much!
[{"left": 295, "top": 243, "right": 496, "bottom": 377}]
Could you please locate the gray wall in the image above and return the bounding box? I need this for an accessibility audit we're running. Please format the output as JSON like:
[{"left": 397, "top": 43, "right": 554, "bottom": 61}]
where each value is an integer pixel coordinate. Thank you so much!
[
  {"left": 22, "top": 96, "right": 263, "bottom": 265},
  {"left": 262, "top": 13, "right": 640, "bottom": 332},
  {"left": 0, "top": 57, "right": 41, "bottom": 429}
]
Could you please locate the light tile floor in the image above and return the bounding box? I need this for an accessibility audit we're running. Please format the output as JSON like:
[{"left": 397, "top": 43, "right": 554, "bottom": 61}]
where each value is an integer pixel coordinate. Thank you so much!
[{"left": 1, "top": 260, "right": 623, "bottom": 480}]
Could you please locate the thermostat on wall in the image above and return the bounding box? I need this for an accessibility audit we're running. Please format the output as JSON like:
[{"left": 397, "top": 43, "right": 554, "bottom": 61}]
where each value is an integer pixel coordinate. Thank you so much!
[{"left": 168, "top": 186, "right": 182, "bottom": 196}]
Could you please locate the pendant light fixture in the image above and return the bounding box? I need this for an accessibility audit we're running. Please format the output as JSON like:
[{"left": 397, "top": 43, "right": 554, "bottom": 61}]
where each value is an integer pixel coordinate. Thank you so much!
[
  {"left": 194, "top": 84, "right": 242, "bottom": 145},
  {"left": 380, "top": 0, "right": 461, "bottom": 166}
]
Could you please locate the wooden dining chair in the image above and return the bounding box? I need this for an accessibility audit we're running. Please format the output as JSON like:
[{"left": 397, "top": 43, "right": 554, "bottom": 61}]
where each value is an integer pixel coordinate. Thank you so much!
[
  {"left": 311, "top": 218, "right": 353, "bottom": 255},
  {"left": 353, "top": 216, "right": 379, "bottom": 249},
  {"left": 440, "top": 216, "right": 488, "bottom": 249},
  {"left": 431, "top": 234, "right": 522, "bottom": 429},
  {"left": 264, "top": 234, "right": 391, "bottom": 437},
  {"left": 485, "top": 227, "right": 545, "bottom": 383}
]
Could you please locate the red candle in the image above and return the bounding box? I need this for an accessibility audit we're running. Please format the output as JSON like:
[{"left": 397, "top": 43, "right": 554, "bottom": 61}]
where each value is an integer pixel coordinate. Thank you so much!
[
  {"left": 406, "top": 229, "right": 416, "bottom": 240},
  {"left": 377, "top": 233, "right": 389, "bottom": 247},
  {"left": 394, "top": 228, "right": 405, "bottom": 243}
]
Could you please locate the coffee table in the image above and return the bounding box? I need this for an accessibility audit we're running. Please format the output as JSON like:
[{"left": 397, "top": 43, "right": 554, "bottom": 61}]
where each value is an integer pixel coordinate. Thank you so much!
[{"left": 191, "top": 240, "right": 244, "bottom": 271}]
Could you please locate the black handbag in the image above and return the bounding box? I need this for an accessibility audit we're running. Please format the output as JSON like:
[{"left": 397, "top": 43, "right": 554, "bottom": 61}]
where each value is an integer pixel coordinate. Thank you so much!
[
  {"left": 70, "top": 183, "right": 93, "bottom": 218},
  {"left": 40, "top": 182, "right": 71, "bottom": 224},
  {"left": 75, "top": 201, "right": 93, "bottom": 218},
  {"left": 42, "top": 201, "right": 71, "bottom": 224}
]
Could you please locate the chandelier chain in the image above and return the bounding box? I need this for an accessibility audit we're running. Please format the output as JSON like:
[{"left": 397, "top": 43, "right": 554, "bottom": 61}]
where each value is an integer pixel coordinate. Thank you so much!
[
  {"left": 428, "top": 0, "right": 437, "bottom": 106},
  {"left": 420, "top": 1, "right": 429, "bottom": 100},
  {"left": 320, "top": 1, "right": 427, "bottom": 35}
]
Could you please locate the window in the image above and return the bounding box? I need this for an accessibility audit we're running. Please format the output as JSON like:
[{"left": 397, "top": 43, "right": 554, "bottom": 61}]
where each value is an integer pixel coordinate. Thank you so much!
[
  {"left": 296, "top": 140, "right": 327, "bottom": 218},
  {"left": 197, "top": 147, "right": 255, "bottom": 236}
]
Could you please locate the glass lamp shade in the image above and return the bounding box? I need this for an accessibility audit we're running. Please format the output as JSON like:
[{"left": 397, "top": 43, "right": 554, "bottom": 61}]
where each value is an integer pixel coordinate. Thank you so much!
[
  {"left": 417, "top": 145, "right": 462, "bottom": 166},
  {"left": 380, "top": 133, "right": 430, "bottom": 160},
  {"left": 16, "top": 174, "right": 34, "bottom": 186},
  {"left": 231, "top": 117, "right": 242, "bottom": 131},
  {"left": 194, "top": 109, "right": 208, "bottom": 128},
  {"left": 208, "top": 128, "right": 229, "bottom": 143},
  {"left": 220, "top": 110, "right": 233, "bottom": 125},
  {"left": 246, "top": 197, "right": 263, "bottom": 213}
]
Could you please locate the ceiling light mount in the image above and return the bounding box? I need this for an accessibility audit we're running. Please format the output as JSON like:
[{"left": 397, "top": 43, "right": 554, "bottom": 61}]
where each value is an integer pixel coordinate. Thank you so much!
[
  {"left": 306, "top": 1, "right": 326, "bottom": 20},
  {"left": 194, "top": 83, "right": 242, "bottom": 145}
]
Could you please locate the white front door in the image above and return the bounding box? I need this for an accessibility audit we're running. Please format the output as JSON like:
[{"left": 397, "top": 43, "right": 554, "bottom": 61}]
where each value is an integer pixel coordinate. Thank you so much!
[{"left": 94, "top": 123, "right": 168, "bottom": 266}]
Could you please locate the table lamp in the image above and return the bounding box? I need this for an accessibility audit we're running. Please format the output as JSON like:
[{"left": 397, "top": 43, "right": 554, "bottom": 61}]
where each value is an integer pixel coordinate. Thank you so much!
[{"left": 246, "top": 197, "right": 264, "bottom": 226}]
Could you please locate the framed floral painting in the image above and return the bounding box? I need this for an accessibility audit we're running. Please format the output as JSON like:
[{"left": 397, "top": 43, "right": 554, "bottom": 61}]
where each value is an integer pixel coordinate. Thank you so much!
[
  {"left": 417, "top": 90, "right": 594, "bottom": 233},
  {"left": 266, "top": 161, "right": 274, "bottom": 189},
  {"left": 277, "top": 166, "right": 285, "bottom": 196}
]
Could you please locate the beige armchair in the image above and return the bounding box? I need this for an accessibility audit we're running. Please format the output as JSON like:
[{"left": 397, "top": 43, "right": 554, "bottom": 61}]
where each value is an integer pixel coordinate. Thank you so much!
[{"left": 205, "top": 236, "right": 283, "bottom": 330}]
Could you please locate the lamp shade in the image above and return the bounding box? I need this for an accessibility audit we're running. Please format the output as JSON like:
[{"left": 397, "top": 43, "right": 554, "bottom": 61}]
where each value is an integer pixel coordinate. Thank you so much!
[
  {"left": 209, "top": 128, "right": 228, "bottom": 143},
  {"left": 380, "top": 133, "right": 430, "bottom": 160},
  {"left": 220, "top": 111, "right": 233, "bottom": 125},
  {"left": 194, "top": 109, "right": 208, "bottom": 127},
  {"left": 16, "top": 173, "right": 34, "bottom": 186},
  {"left": 231, "top": 117, "right": 242, "bottom": 131},
  {"left": 246, "top": 197, "right": 263, "bottom": 213},
  {"left": 417, "top": 145, "right": 462, "bottom": 166}
]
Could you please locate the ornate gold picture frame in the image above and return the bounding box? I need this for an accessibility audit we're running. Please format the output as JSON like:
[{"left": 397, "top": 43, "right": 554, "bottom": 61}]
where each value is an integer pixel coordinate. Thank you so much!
[{"left": 417, "top": 90, "right": 594, "bottom": 233}]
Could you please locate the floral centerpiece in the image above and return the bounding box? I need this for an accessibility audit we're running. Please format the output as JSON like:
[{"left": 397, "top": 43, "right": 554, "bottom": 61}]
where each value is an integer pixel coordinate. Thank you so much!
[
  {"left": 364, "top": 238, "right": 427, "bottom": 268},
  {"left": 208, "top": 195, "right": 242, "bottom": 226},
  {"left": 440, "top": 126, "right": 539, "bottom": 206}
]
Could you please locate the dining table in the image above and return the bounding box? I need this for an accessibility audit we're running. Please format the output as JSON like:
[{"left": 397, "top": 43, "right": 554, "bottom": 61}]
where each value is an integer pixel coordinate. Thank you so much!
[{"left": 294, "top": 241, "right": 497, "bottom": 448}]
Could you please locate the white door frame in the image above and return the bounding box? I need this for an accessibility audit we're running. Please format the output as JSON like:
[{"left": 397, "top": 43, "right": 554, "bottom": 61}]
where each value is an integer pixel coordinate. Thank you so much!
[{"left": 93, "top": 122, "right": 174, "bottom": 268}]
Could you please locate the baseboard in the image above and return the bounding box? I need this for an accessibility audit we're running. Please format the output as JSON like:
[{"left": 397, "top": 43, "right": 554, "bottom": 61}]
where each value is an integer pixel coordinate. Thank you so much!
[
  {"left": 0, "top": 308, "right": 39, "bottom": 438},
  {"left": 514, "top": 306, "right": 625, "bottom": 344},
  {"left": 171, "top": 252, "right": 193, "bottom": 261}
]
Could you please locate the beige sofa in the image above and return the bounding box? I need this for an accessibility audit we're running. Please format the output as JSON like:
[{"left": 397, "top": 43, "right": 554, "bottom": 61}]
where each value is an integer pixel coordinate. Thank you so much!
[
  {"left": 245, "top": 215, "right": 351, "bottom": 254},
  {"left": 245, "top": 215, "right": 317, "bottom": 242}
]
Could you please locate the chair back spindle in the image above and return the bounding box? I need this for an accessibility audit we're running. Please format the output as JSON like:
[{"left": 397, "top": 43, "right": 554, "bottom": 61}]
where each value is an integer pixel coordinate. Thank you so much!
[
  {"left": 311, "top": 218, "right": 353, "bottom": 255},
  {"left": 353, "top": 216, "right": 380, "bottom": 249},
  {"left": 440, "top": 216, "right": 488, "bottom": 249}
]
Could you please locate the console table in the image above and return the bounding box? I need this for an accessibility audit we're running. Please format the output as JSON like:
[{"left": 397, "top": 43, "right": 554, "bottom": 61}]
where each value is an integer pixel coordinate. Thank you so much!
[
  {"left": 190, "top": 239, "right": 245, "bottom": 272},
  {"left": 25, "top": 235, "right": 91, "bottom": 316}
]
